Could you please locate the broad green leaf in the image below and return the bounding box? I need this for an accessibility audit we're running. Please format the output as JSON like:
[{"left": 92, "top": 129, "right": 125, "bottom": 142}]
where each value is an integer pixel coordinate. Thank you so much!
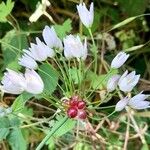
[
  {"left": 38, "top": 63, "right": 59, "bottom": 95},
  {"left": 0, "top": 117, "right": 20, "bottom": 141},
  {"left": 0, "top": 0, "right": 14, "bottom": 22},
  {"left": 12, "top": 92, "right": 33, "bottom": 112},
  {"left": 7, "top": 128, "right": 27, "bottom": 150},
  {"left": 1, "top": 30, "right": 28, "bottom": 71},
  {"left": 0, "top": 128, "right": 9, "bottom": 141},
  {"left": 0, "top": 117, "right": 10, "bottom": 128},
  {"left": 54, "top": 19, "right": 72, "bottom": 39}
]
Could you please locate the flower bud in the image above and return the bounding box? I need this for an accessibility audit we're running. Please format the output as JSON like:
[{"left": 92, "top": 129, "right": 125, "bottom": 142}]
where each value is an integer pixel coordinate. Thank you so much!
[
  {"left": 42, "top": 26, "right": 63, "bottom": 50},
  {"left": 111, "top": 52, "right": 129, "bottom": 69},
  {"left": 77, "top": 2, "right": 94, "bottom": 28}
]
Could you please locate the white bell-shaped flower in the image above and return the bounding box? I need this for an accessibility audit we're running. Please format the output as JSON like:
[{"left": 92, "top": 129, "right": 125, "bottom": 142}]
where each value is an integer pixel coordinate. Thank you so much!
[
  {"left": 42, "top": 26, "right": 63, "bottom": 50},
  {"left": 18, "top": 54, "right": 38, "bottom": 69},
  {"left": 118, "top": 70, "right": 140, "bottom": 92},
  {"left": 111, "top": 52, "right": 129, "bottom": 69},
  {"left": 77, "top": 2, "right": 94, "bottom": 28},
  {"left": 24, "top": 69, "right": 44, "bottom": 94},
  {"left": 115, "top": 93, "right": 150, "bottom": 112},
  {"left": 128, "top": 93, "right": 150, "bottom": 109},
  {"left": 64, "top": 35, "right": 87, "bottom": 60},
  {"left": 1, "top": 69, "right": 26, "bottom": 94},
  {"left": 115, "top": 97, "right": 129, "bottom": 112},
  {"left": 24, "top": 38, "right": 55, "bottom": 62},
  {"left": 107, "top": 74, "right": 120, "bottom": 92}
]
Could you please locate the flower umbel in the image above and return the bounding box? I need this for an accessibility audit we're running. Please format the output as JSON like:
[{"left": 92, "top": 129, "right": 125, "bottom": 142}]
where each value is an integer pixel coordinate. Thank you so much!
[
  {"left": 111, "top": 52, "right": 129, "bottom": 69},
  {"left": 77, "top": 2, "right": 94, "bottom": 28}
]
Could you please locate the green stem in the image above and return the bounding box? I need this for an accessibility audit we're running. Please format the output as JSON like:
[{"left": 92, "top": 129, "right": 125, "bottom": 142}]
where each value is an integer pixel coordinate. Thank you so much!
[
  {"left": 36, "top": 116, "right": 69, "bottom": 150},
  {"left": 88, "top": 28, "right": 97, "bottom": 74},
  {"left": 53, "top": 58, "right": 69, "bottom": 94},
  {"left": 87, "top": 69, "right": 114, "bottom": 99}
]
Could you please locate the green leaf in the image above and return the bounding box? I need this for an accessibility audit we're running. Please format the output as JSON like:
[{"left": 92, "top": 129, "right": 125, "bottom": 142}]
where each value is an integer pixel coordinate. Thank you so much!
[
  {"left": 0, "top": 128, "right": 9, "bottom": 141},
  {"left": 54, "top": 19, "right": 72, "bottom": 39},
  {"left": 111, "top": 16, "right": 136, "bottom": 31},
  {"left": 7, "top": 128, "right": 27, "bottom": 150},
  {"left": 53, "top": 115, "right": 76, "bottom": 137},
  {"left": 38, "top": 63, "right": 59, "bottom": 95},
  {"left": 0, "top": 0, "right": 14, "bottom": 22},
  {"left": 1, "top": 30, "right": 28, "bottom": 71},
  {"left": 87, "top": 69, "right": 118, "bottom": 89},
  {"left": 0, "top": 117, "right": 10, "bottom": 128},
  {"left": 36, "top": 116, "right": 69, "bottom": 150},
  {"left": 12, "top": 92, "right": 33, "bottom": 112},
  {"left": 124, "top": 44, "right": 144, "bottom": 52},
  {"left": 0, "top": 117, "right": 20, "bottom": 141},
  {"left": 116, "top": 0, "right": 148, "bottom": 17},
  {"left": 68, "top": 67, "right": 82, "bottom": 84}
]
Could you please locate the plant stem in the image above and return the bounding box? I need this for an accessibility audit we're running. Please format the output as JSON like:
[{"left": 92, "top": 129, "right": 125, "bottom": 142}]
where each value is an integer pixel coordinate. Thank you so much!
[
  {"left": 88, "top": 28, "right": 97, "bottom": 74},
  {"left": 36, "top": 116, "right": 68, "bottom": 150}
]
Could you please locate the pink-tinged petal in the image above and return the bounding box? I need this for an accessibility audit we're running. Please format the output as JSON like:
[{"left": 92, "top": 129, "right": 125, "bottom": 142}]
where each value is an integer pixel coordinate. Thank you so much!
[
  {"left": 111, "top": 52, "right": 129, "bottom": 69},
  {"left": 24, "top": 69, "right": 44, "bottom": 94},
  {"left": 115, "top": 97, "right": 129, "bottom": 112}
]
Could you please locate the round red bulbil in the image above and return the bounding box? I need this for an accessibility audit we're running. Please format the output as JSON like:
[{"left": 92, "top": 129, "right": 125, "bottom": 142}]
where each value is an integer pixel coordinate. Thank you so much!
[
  {"left": 67, "top": 107, "right": 78, "bottom": 118},
  {"left": 78, "top": 110, "right": 87, "bottom": 119},
  {"left": 77, "top": 100, "right": 86, "bottom": 109}
]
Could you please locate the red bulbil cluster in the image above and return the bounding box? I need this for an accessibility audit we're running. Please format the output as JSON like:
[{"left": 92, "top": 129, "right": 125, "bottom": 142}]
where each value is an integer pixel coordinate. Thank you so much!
[{"left": 66, "top": 95, "right": 87, "bottom": 119}]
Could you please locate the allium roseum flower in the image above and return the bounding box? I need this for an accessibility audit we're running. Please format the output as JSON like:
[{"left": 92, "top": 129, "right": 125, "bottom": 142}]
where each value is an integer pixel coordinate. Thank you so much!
[
  {"left": 115, "top": 93, "right": 150, "bottom": 111},
  {"left": 77, "top": 2, "right": 94, "bottom": 28},
  {"left": 118, "top": 70, "right": 140, "bottom": 92},
  {"left": 107, "top": 74, "right": 120, "bottom": 92},
  {"left": 115, "top": 97, "right": 129, "bottom": 112},
  {"left": 64, "top": 35, "right": 87, "bottom": 60},
  {"left": 42, "top": 26, "right": 63, "bottom": 50},
  {"left": 111, "top": 52, "right": 129, "bottom": 69},
  {"left": 24, "top": 69, "right": 44, "bottom": 94},
  {"left": 24, "top": 38, "right": 55, "bottom": 62},
  {"left": 18, "top": 54, "right": 38, "bottom": 69},
  {"left": 128, "top": 93, "right": 150, "bottom": 109},
  {"left": 1, "top": 69, "right": 26, "bottom": 94}
]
